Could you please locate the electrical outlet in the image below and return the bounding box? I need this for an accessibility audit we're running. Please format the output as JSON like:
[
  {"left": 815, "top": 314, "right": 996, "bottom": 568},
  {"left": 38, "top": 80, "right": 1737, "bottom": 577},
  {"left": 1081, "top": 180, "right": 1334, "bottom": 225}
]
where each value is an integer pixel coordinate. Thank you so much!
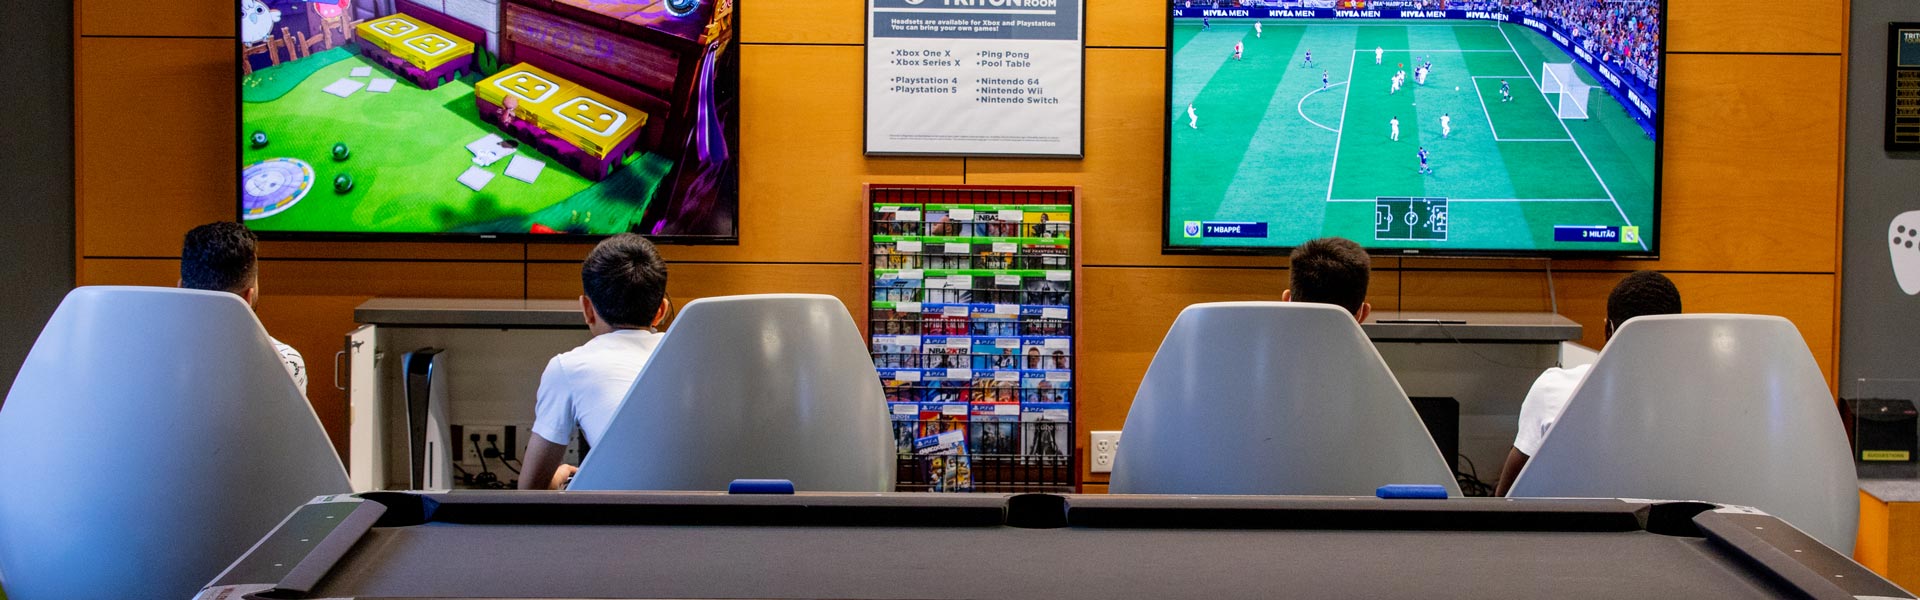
[
  {"left": 1090, "top": 431, "right": 1121, "bottom": 473},
  {"left": 461, "top": 425, "right": 505, "bottom": 467}
]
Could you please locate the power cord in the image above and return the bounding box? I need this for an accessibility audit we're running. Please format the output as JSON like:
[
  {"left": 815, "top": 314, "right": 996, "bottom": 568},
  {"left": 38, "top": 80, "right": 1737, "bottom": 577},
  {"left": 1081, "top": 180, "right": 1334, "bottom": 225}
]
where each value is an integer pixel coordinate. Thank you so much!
[
  {"left": 468, "top": 433, "right": 509, "bottom": 489},
  {"left": 487, "top": 437, "right": 521, "bottom": 474},
  {"left": 1455, "top": 453, "right": 1495, "bottom": 497}
]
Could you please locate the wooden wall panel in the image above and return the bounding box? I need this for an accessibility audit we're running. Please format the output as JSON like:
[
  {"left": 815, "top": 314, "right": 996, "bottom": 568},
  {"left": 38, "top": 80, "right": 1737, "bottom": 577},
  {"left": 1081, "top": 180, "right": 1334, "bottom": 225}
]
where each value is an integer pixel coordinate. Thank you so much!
[
  {"left": 79, "top": 0, "right": 230, "bottom": 38},
  {"left": 76, "top": 37, "right": 234, "bottom": 258},
  {"left": 1667, "top": 0, "right": 1844, "bottom": 55},
  {"left": 742, "top": 0, "right": 863, "bottom": 45},
  {"left": 1087, "top": 0, "right": 1164, "bottom": 48}
]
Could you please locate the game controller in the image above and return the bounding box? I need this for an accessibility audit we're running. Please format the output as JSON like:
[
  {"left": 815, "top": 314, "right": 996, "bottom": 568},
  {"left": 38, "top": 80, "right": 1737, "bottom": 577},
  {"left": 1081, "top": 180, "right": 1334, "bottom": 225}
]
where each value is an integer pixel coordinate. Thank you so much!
[{"left": 1893, "top": 210, "right": 1920, "bottom": 296}]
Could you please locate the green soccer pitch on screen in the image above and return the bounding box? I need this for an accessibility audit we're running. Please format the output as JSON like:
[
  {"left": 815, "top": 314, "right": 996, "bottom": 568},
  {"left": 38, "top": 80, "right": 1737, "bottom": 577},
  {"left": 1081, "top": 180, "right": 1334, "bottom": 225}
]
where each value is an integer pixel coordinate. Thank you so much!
[{"left": 1164, "top": 3, "right": 1662, "bottom": 257}]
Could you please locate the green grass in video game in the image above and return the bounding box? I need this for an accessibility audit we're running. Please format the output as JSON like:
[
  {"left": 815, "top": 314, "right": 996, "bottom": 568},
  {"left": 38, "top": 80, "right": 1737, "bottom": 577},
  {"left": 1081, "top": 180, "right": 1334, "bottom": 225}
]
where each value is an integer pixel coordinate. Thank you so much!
[
  {"left": 1168, "top": 20, "right": 1656, "bottom": 252},
  {"left": 239, "top": 46, "right": 669, "bottom": 235}
]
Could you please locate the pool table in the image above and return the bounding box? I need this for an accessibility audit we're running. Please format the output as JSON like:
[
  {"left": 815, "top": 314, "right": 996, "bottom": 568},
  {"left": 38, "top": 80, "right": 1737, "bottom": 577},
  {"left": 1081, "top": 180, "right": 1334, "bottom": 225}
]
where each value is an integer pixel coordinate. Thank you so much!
[{"left": 198, "top": 491, "right": 1913, "bottom": 599}]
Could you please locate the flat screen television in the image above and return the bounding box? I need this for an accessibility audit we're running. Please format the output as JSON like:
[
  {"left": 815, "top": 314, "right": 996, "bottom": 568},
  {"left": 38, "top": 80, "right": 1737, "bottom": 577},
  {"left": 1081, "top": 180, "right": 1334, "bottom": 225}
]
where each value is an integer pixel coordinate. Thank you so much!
[
  {"left": 237, "top": 0, "right": 738, "bottom": 242},
  {"left": 1164, "top": 1, "right": 1662, "bottom": 257}
]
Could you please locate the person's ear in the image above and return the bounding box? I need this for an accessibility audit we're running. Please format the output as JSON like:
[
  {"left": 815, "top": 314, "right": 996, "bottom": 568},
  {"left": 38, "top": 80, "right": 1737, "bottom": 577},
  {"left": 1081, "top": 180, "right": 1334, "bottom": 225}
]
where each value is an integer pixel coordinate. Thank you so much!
[
  {"left": 579, "top": 295, "right": 599, "bottom": 327},
  {"left": 1281, "top": 289, "right": 1292, "bottom": 302},
  {"left": 1603, "top": 318, "right": 1616, "bottom": 340},
  {"left": 1357, "top": 302, "right": 1372, "bottom": 323},
  {"left": 240, "top": 285, "right": 259, "bottom": 308},
  {"left": 650, "top": 297, "right": 670, "bottom": 328}
]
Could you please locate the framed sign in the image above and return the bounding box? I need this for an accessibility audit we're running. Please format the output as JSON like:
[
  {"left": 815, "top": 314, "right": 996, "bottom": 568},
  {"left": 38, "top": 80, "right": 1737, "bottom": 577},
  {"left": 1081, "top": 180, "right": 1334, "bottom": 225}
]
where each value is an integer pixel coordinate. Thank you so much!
[
  {"left": 1889, "top": 23, "right": 1920, "bottom": 151},
  {"left": 865, "top": 0, "right": 1085, "bottom": 157}
]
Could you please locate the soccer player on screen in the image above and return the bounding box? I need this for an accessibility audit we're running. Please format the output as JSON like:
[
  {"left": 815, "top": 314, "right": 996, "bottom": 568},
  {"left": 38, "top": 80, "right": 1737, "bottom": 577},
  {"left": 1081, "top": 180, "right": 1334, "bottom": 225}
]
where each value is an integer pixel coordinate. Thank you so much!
[
  {"left": 1500, "top": 80, "right": 1513, "bottom": 102},
  {"left": 1322, "top": 70, "right": 1329, "bottom": 90},
  {"left": 1375, "top": 46, "right": 1384, "bottom": 64},
  {"left": 1303, "top": 49, "right": 1313, "bottom": 68},
  {"left": 1418, "top": 147, "right": 1432, "bottom": 175},
  {"left": 1202, "top": 16, "right": 1211, "bottom": 30},
  {"left": 1233, "top": 41, "right": 1243, "bottom": 61},
  {"left": 1441, "top": 113, "right": 1452, "bottom": 138},
  {"left": 1255, "top": 21, "right": 1263, "bottom": 38},
  {"left": 1390, "top": 116, "right": 1400, "bottom": 142},
  {"left": 1187, "top": 103, "right": 1198, "bottom": 129}
]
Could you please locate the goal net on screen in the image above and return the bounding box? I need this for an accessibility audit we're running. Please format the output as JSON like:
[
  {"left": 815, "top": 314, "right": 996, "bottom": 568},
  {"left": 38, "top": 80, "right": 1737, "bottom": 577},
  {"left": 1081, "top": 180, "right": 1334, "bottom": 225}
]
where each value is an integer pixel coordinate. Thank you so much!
[{"left": 1540, "top": 63, "right": 1591, "bottom": 120}]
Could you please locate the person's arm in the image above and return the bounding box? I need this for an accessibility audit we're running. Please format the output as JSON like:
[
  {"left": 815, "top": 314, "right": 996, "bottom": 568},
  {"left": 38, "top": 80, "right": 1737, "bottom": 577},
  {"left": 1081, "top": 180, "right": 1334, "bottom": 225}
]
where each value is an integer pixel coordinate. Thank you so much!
[
  {"left": 522, "top": 357, "right": 576, "bottom": 490},
  {"left": 518, "top": 435, "right": 576, "bottom": 490},
  {"left": 1494, "top": 447, "right": 1529, "bottom": 497}
]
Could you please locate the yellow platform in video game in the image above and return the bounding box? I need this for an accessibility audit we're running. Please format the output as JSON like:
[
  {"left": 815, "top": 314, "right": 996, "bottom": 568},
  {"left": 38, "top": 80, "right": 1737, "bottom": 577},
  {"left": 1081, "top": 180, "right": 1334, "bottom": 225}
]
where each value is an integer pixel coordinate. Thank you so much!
[
  {"left": 356, "top": 14, "right": 474, "bottom": 72},
  {"left": 477, "top": 63, "right": 648, "bottom": 159}
]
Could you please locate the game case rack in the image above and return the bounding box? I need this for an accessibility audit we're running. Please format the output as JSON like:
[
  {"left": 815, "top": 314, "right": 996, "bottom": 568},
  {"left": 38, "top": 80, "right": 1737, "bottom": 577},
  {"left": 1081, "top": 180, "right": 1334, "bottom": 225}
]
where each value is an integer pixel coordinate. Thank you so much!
[{"left": 866, "top": 185, "right": 1079, "bottom": 493}]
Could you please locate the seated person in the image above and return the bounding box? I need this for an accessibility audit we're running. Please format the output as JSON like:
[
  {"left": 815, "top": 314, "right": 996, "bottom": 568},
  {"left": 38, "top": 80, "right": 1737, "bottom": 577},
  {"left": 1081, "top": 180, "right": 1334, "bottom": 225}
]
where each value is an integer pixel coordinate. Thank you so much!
[
  {"left": 1283, "top": 237, "right": 1372, "bottom": 322},
  {"left": 1494, "top": 270, "right": 1682, "bottom": 496},
  {"left": 520, "top": 234, "right": 672, "bottom": 490},
  {"left": 178, "top": 221, "right": 306, "bottom": 397}
]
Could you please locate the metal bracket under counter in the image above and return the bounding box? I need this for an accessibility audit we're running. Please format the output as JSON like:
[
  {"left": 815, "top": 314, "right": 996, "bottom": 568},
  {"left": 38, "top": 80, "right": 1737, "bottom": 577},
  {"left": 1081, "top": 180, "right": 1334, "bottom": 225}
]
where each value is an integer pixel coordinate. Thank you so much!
[
  {"left": 1362, "top": 311, "right": 1582, "bottom": 343},
  {"left": 354, "top": 298, "right": 589, "bottom": 329}
]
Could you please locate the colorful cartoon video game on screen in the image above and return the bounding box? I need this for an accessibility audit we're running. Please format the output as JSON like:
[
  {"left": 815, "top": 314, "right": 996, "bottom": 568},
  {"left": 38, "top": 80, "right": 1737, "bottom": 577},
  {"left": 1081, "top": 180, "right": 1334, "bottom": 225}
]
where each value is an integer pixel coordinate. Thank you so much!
[
  {"left": 238, "top": 0, "right": 738, "bottom": 240},
  {"left": 1165, "top": 1, "right": 1661, "bottom": 256}
]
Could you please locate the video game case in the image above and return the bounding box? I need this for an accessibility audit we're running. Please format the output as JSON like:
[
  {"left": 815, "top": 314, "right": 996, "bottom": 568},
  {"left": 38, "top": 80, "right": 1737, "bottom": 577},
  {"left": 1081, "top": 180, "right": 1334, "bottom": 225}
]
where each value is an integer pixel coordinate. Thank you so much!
[
  {"left": 1018, "top": 336, "right": 1072, "bottom": 371},
  {"left": 878, "top": 367, "right": 924, "bottom": 403},
  {"left": 914, "top": 429, "right": 972, "bottom": 492},
  {"left": 889, "top": 402, "right": 920, "bottom": 456},
  {"left": 1017, "top": 305, "right": 1071, "bottom": 336},
  {"left": 1022, "top": 277, "right": 1070, "bottom": 307},
  {"left": 871, "top": 204, "right": 923, "bottom": 237},
  {"left": 1023, "top": 208, "right": 1071, "bottom": 239},
  {"left": 922, "top": 304, "right": 972, "bottom": 335},
  {"left": 969, "top": 336, "right": 1021, "bottom": 371},
  {"left": 921, "top": 335, "right": 971, "bottom": 371},
  {"left": 923, "top": 273, "right": 974, "bottom": 304},
  {"left": 1021, "top": 402, "right": 1072, "bottom": 458},
  {"left": 872, "top": 276, "right": 922, "bottom": 303},
  {"left": 919, "top": 401, "right": 969, "bottom": 438},
  {"left": 871, "top": 335, "right": 922, "bottom": 369},
  {"left": 969, "top": 403, "right": 1021, "bottom": 455},
  {"left": 871, "top": 303, "right": 925, "bottom": 336},
  {"left": 1021, "top": 370, "right": 1073, "bottom": 405},
  {"left": 924, "top": 208, "right": 965, "bottom": 238},
  {"left": 968, "top": 306, "right": 1021, "bottom": 337},
  {"left": 972, "top": 368, "right": 1022, "bottom": 404},
  {"left": 1021, "top": 244, "right": 1071, "bottom": 270}
]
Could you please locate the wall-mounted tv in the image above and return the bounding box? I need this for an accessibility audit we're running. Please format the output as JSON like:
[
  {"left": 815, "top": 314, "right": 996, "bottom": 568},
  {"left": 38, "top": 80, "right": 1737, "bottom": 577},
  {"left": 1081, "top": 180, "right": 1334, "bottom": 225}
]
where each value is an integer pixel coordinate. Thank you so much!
[
  {"left": 1164, "top": 1, "right": 1662, "bottom": 257},
  {"left": 237, "top": 0, "right": 738, "bottom": 242}
]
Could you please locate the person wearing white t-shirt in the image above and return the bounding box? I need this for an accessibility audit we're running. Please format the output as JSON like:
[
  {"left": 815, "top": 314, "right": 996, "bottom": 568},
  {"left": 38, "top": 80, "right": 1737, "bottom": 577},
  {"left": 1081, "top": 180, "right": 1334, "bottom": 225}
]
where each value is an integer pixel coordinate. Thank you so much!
[
  {"left": 1494, "top": 271, "right": 1682, "bottom": 496},
  {"left": 520, "top": 234, "right": 673, "bottom": 490},
  {"left": 178, "top": 221, "right": 306, "bottom": 397}
]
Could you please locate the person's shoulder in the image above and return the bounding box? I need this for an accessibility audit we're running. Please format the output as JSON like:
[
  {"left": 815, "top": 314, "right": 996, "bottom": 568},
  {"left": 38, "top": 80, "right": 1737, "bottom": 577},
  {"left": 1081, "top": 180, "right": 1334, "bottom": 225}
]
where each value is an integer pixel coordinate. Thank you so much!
[{"left": 269, "top": 336, "right": 303, "bottom": 361}]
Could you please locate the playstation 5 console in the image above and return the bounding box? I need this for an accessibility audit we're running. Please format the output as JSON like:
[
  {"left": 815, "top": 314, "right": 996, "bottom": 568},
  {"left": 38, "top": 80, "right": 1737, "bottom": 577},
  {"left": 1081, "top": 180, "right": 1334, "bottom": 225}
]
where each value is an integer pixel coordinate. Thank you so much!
[{"left": 403, "top": 348, "right": 454, "bottom": 490}]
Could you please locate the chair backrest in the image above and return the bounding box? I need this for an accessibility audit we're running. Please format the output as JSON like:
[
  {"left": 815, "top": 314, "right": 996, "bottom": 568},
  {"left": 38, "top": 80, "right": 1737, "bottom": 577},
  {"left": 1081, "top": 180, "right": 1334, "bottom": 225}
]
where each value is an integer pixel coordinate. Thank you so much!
[
  {"left": 1111, "top": 302, "right": 1461, "bottom": 496},
  {"left": 1508, "top": 314, "right": 1858, "bottom": 552},
  {"left": 0, "top": 286, "right": 350, "bottom": 600},
  {"left": 569, "top": 294, "right": 895, "bottom": 492}
]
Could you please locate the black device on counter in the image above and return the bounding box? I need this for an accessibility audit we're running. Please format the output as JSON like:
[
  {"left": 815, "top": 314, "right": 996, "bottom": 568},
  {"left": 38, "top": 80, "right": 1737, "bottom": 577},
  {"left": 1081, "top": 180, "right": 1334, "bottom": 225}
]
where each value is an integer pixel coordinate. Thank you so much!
[{"left": 1845, "top": 398, "right": 1918, "bottom": 462}]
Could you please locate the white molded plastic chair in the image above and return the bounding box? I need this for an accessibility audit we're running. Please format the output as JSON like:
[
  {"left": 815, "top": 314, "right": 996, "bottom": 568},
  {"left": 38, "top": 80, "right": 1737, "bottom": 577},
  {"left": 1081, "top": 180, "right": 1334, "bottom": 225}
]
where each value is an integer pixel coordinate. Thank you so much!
[
  {"left": 1111, "top": 302, "right": 1462, "bottom": 496},
  {"left": 1508, "top": 314, "right": 1858, "bottom": 552},
  {"left": 0, "top": 286, "right": 350, "bottom": 600},
  {"left": 570, "top": 294, "right": 894, "bottom": 492}
]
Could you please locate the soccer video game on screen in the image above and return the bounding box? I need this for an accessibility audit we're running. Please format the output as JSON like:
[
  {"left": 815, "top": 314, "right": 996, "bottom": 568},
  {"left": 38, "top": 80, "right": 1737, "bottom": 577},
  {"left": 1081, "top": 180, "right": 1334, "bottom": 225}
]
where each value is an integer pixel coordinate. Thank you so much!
[
  {"left": 1164, "top": 0, "right": 1661, "bottom": 255},
  {"left": 237, "top": 0, "right": 738, "bottom": 240}
]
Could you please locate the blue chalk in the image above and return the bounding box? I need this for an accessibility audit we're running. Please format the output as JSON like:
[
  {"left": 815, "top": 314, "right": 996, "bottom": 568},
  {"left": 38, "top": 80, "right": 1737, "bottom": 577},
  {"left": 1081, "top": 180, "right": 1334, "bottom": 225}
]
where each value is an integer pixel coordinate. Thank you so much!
[
  {"left": 728, "top": 479, "right": 796, "bottom": 495},
  {"left": 1376, "top": 484, "right": 1449, "bottom": 499}
]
